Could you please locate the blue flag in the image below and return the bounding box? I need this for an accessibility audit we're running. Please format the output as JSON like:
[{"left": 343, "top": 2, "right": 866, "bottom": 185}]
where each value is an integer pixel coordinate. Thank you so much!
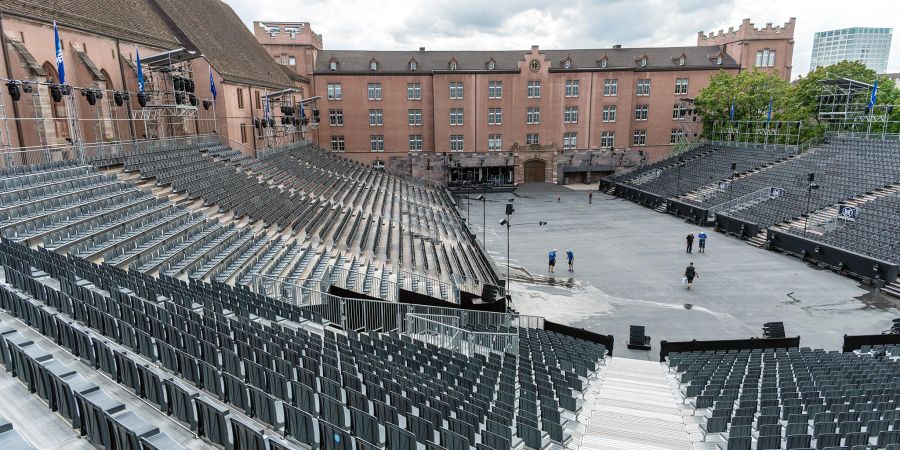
[
  {"left": 729, "top": 99, "right": 735, "bottom": 121},
  {"left": 868, "top": 79, "right": 878, "bottom": 111},
  {"left": 264, "top": 92, "right": 270, "bottom": 118},
  {"left": 208, "top": 66, "right": 217, "bottom": 100},
  {"left": 135, "top": 46, "right": 144, "bottom": 93},
  {"left": 53, "top": 21, "right": 66, "bottom": 84},
  {"left": 766, "top": 96, "right": 773, "bottom": 124},
  {"left": 299, "top": 102, "right": 305, "bottom": 118}
]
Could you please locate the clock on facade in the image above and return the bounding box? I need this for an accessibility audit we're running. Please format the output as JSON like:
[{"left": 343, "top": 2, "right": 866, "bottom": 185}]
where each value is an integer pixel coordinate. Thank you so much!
[{"left": 529, "top": 60, "right": 541, "bottom": 72}]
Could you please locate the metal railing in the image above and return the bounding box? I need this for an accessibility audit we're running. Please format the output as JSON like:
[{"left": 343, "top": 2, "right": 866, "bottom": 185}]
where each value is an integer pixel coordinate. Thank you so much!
[
  {"left": 249, "top": 271, "right": 543, "bottom": 332},
  {"left": 398, "top": 269, "right": 460, "bottom": 303},
  {"left": 405, "top": 313, "right": 519, "bottom": 357},
  {"left": 707, "top": 186, "right": 782, "bottom": 217}
]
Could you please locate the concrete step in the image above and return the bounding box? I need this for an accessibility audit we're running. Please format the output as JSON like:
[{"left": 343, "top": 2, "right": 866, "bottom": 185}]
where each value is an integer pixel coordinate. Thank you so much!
[{"left": 882, "top": 283, "right": 900, "bottom": 299}]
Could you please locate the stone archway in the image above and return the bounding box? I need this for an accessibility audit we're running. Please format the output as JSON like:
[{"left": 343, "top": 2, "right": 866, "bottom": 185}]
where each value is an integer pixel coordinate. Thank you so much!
[{"left": 523, "top": 159, "right": 547, "bottom": 182}]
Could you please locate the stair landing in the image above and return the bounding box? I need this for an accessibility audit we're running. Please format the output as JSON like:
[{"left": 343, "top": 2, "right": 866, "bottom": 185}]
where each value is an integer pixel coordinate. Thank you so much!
[{"left": 580, "top": 357, "right": 697, "bottom": 450}]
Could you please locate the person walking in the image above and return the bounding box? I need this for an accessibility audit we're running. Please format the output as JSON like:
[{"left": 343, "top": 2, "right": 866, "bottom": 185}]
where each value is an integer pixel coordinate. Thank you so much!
[
  {"left": 588, "top": 192, "right": 593, "bottom": 204},
  {"left": 566, "top": 249, "right": 575, "bottom": 272},
  {"left": 548, "top": 249, "right": 557, "bottom": 274},
  {"left": 556, "top": 193, "right": 561, "bottom": 203},
  {"left": 684, "top": 262, "right": 698, "bottom": 289},
  {"left": 686, "top": 233, "right": 694, "bottom": 253},
  {"left": 697, "top": 231, "right": 708, "bottom": 253}
]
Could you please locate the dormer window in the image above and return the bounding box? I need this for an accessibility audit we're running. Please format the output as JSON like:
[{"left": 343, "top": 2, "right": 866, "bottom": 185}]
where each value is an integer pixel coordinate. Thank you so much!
[
  {"left": 486, "top": 59, "right": 495, "bottom": 70},
  {"left": 329, "top": 59, "right": 338, "bottom": 71},
  {"left": 370, "top": 59, "right": 378, "bottom": 71},
  {"left": 409, "top": 60, "right": 417, "bottom": 71},
  {"left": 599, "top": 58, "right": 608, "bottom": 68},
  {"left": 639, "top": 57, "right": 647, "bottom": 67},
  {"left": 562, "top": 58, "right": 572, "bottom": 69},
  {"left": 678, "top": 56, "right": 685, "bottom": 66},
  {"left": 716, "top": 55, "right": 722, "bottom": 65},
  {"left": 448, "top": 59, "right": 458, "bottom": 70}
]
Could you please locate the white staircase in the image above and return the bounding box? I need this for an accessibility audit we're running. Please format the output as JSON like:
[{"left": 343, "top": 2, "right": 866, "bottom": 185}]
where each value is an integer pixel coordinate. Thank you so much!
[{"left": 580, "top": 358, "right": 696, "bottom": 450}]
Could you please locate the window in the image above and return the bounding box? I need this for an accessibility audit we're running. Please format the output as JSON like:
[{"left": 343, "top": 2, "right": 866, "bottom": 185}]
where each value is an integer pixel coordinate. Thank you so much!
[
  {"left": 716, "top": 55, "right": 723, "bottom": 65},
  {"left": 370, "top": 135, "right": 384, "bottom": 152},
  {"left": 639, "top": 57, "right": 647, "bottom": 67},
  {"left": 488, "top": 81, "right": 502, "bottom": 99},
  {"left": 488, "top": 134, "right": 502, "bottom": 151},
  {"left": 634, "top": 105, "right": 648, "bottom": 121},
  {"left": 449, "top": 60, "right": 458, "bottom": 70},
  {"left": 525, "top": 134, "right": 540, "bottom": 145},
  {"left": 600, "top": 131, "right": 615, "bottom": 148},
  {"left": 632, "top": 130, "right": 647, "bottom": 146},
  {"left": 599, "top": 58, "right": 608, "bottom": 68},
  {"left": 368, "top": 109, "right": 383, "bottom": 126},
  {"left": 678, "top": 55, "right": 685, "bottom": 66},
  {"left": 526, "top": 107, "right": 540, "bottom": 125},
  {"left": 488, "top": 108, "right": 502, "bottom": 125},
  {"left": 562, "top": 59, "right": 571, "bottom": 69},
  {"left": 237, "top": 88, "right": 244, "bottom": 109},
  {"left": 288, "top": 56, "right": 296, "bottom": 66},
  {"left": 603, "top": 79, "right": 617, "bottom": 96},
  {"left": 527, "top": 81, "right": 541, "bottom": 98},
  {"left": 367, "top": 83, "right": 382, "bottom": 101},
  {"left": 408, "top": 109, "right": 422, "bottom": 126},
  {"left": 369, "top": 60, "right": 378, "bottom": 71},
  {"left": 331, "top": 135, "right": 345, "bottom": 152},
  {"left": 329, "top": 109, "right": 344, "bottom": 126},
  {"left": 563, "top": 106, "right": 578, "bottom": 124},
  {"left": 255, "top": 91, "right": 261, "bottom": 109},
  {"left": 670, "top": 129, "right": 684, "bottom": 145},
  {"left": 450, "top": 135, "right": 464, "bottom": 152},
  {"left": 563, "top": 132, "right": 577, "bottom": 150},
  {"left": 329, "top": 60, "right": 337, "bottom": 71},
  {"left": 486, "top": 60, "right": 496, "bottom": 70},
  {"left": 450, "top": 108, "right": 464, "bottom": 126},
  {"left": 602, "top": 105, "right": 617, "bottom": 122},
  {"left": 240, "top": 124, "right": 247, "bottom": 143},
  {"left": 327, "top": 83, "right": 342, "bottom": 100},
  {"left": 409, "top": 135, "right": 423, "bottom": 151},
  {"left": 407, "top": 83, "right": 421, "bottom": 100},
  {"left": 675, "top": 78, "right": 689, "bottom": 95},
  {"left": 636, "top": 79, "right": 651, "bottom": 96},
  {"left": 409, "top": 60, "right": 417, "bottom": 71},
  {"left": 672, "top": 103, "right": 688, "bottom": 119},
  {"left": 565, "top": 80, "right": 579, "bottom": 97},
  {"left": 755, "top": 49, "right": 776, "bottom": 67},
  {"left": 449, "top": 81, "right": 464, "bottom": 100}
]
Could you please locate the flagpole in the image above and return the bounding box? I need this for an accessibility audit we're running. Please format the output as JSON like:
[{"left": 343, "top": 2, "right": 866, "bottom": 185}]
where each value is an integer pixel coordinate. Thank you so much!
[{"left": 209, "top": 66, "right": 218, "bottom": 136}]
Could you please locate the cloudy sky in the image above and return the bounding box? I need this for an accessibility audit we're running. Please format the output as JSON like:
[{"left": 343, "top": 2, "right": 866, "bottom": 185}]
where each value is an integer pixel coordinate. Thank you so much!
[{"left": 225, "top": 0, "right": 899, "bottom": 77}]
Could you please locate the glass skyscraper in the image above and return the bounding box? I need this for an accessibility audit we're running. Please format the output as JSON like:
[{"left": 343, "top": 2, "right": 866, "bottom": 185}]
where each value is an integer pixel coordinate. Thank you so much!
[{"left": 810, "top": 27, "right": 892, "bottom": 73}]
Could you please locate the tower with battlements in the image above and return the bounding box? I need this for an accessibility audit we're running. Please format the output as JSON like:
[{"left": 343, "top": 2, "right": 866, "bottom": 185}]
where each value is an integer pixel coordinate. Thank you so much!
[{"left": 698, "top": 18, "right": 796, "bottom": 80}]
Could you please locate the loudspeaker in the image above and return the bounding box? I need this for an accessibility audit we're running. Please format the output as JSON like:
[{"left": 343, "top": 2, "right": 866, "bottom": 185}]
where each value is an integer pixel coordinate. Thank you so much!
[{"left": 505, "top": 204, "right": 514, "bottom": 216}]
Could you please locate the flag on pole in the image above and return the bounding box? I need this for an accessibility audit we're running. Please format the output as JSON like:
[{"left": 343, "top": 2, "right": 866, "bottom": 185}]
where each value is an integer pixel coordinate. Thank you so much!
[
  {"left": 868, "top": 79, "right": 878, "bottom": 112},
  {"left": 208, "top": 66, "right": 217, "bottom": 100},
  {"left": 264, "top": 91, "right": 270, "bottom": 118},
  {"left": 135, "top": 46, "right": 144, "bottom": 93},
  {"left": 53, "top": 21, "right": 66, "bottom": 84},
  {"left": 299, "top": 101, "right": 305, "bottom": 118},
  {"left": 729, "top": 99, "right": 735, "bottom": 121},
  {"left": 766, "top": 96, "right": 773, "bottom": 124}
]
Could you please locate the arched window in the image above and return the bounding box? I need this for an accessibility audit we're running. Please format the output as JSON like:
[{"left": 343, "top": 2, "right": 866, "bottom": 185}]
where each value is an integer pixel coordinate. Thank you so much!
[
  {"left": 448, "top": 59, "right": 457, "bottom": 70},
  {"left": 639, "top": 57, "right": 647, "bottom": 67},
  {"left": 598, "top": 58, "right": 608, "bottom": 68},
  {"left": 562, "top": 58, "right": 571, "bottom": 69},
  {"left": 329, "top": 59, "right": 338, "bottom": 71},
  {"left": 42, "top": 62, "right": 70, "bottom": 140},
  {"left": 678, "top": 56, "right": 685, "bottom": 66},
  {"left": 716, "top": 55, "right": 722, "bottom": 65},
  {"left": 408, "top": 59, "right": 417, "bottom": 71},
  {"left": 369, "top": 59, "right": 378, "bottom": 71}
]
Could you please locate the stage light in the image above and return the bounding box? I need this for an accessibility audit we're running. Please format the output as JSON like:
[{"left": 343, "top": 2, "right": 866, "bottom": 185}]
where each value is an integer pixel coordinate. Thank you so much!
[
  {"left": 268, "top": 118, "right": 275, "bottom": 128},
  {"left": 175, "top": 92, "right": 185, "bottom": 104},
  {"left": 6, "top": 81, "right": 20, "bottom": 102},
  {"left": 189, "top": 94, "right": 198, "bottom": 106},
  {"left": 173, "top": 76, "right": 183, "bottom": 92},
  {"left": 185, "top": 79, "right": 195, "bottom": 93},
  {"left": 83, "top": 89, "right": 97, "bottom": 106},
  {"left": 137, "top": 93, "right": 147, "bottom": 107},
  {"left": 260, "top": 118, "right": 267, "bottom": 128},
  {"left": 21, "top": 82, "right": 32, "bottom": 94},
  {"left": 113, "top": 91, "right": 124, "bottom": 107},
  {"left": 202, "top": 99, "right": 211, "bottom": 110},
  {"left": 50, "top": 84, "right": 63, "bottom": 102}
]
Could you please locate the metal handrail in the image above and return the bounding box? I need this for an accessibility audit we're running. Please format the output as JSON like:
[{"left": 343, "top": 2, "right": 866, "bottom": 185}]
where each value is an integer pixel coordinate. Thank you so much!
[
  {"left": 707, "top": 186, "right": 782, "bottom": 216},
  {"left": 405, "top": 313, "right": 519, "bottom": 357}
]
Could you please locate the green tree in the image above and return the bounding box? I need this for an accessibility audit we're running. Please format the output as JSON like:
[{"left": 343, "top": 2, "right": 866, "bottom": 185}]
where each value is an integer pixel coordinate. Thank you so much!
[{"left": 694, "top": 69, "right": 794, "bottom": 141}]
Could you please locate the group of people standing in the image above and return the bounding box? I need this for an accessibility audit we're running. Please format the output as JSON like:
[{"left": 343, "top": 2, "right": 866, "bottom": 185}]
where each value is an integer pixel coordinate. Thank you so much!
[
  {"left": 548, "top": 249, "right": 575, "bottom": 274},
  {"left": 683, "top": 231, "right": 708, "bottom": 289}
]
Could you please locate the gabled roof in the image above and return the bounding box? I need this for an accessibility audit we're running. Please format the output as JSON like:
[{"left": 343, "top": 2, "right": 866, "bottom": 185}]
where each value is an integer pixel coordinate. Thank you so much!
[{"left": 315, "top": 46, "right": 739, "bottom": 73}]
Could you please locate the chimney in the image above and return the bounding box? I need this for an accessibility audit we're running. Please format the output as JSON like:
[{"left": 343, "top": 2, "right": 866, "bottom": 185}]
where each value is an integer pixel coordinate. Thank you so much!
[
  {"left": 612, "top": 44, "right": 622, "bottom": 49},
  {"left": 419, "top": 47, "right": 425, "bottom": 52}
]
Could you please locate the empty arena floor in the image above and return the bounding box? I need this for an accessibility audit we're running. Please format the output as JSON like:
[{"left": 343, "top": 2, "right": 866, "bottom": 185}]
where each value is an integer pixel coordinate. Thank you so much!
[{"left": 475, "top": 183, "right": 899, "bottom": 359}]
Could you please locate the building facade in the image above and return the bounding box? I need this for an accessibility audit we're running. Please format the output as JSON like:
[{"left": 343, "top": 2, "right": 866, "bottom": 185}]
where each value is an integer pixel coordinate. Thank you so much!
[
  {"left": 697, "top": 18, "right": 796, "bottom": 81},
  {"left": 253, "top": 20, "right": 323, "bottom": 98},
  {"left": 0, "top": 0, "right": 299, "bottom": 163},
  {"left": 810, "top": 27, "right": 893, "bottom": 74}
]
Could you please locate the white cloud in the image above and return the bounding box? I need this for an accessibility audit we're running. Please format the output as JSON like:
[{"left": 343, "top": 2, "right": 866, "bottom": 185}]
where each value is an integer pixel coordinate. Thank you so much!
[{"left": 225, "top": 0, "right": 899, "bottom": 75}]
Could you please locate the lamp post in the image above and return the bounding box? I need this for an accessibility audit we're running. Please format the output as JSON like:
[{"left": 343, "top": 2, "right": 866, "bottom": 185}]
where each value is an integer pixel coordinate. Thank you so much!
[
  {"left": 476, "top": 195, "right": 486, "bottom": 249},
  {"left": 499, "top": 215, "right": 547, "bottom": 300},
  {"left": 677, "top": 155, "right": 685, "bottom": 193},
  {"left": 728, "top": 162, "right": 737, "bottom": 202}
]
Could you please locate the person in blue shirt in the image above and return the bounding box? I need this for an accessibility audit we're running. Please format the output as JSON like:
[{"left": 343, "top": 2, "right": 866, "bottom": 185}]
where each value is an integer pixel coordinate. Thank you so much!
[
  {"left": 697, "top": 231, "right": 708, "bottom": 253},
  {"left": 566, "top": 249, "right": 575, "bottom": 272},
  {"left": 548, "top": 249, "right": 557, "bottom": 274}
]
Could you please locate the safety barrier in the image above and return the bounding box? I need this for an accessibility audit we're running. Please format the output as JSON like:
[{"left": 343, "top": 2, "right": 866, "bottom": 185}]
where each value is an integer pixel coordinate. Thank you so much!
[{"left": 404, "top": 313, "right": 519, "bottom": 357}]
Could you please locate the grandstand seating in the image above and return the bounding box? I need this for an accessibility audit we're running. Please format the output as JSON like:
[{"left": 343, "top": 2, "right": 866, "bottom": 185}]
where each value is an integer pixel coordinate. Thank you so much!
[
  {"left": 0, "top": 238, "right": 607, "bottom": 450},
  {"left": 667, "top": 347, "right": 900, "bottom": 450},
  {"left": 0, "top": 138, "right": 500, "bottom": 304}
]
